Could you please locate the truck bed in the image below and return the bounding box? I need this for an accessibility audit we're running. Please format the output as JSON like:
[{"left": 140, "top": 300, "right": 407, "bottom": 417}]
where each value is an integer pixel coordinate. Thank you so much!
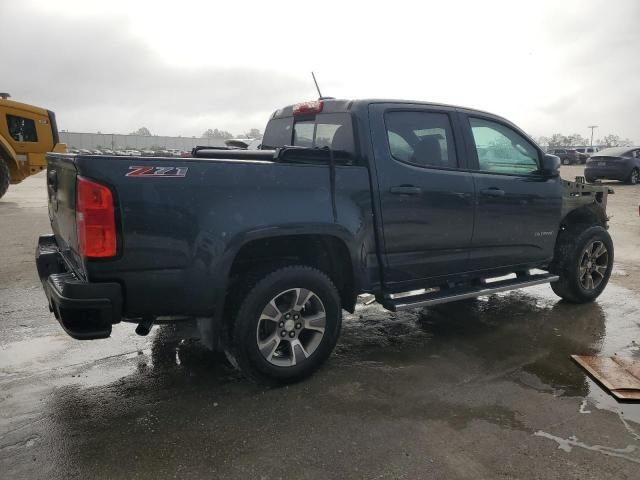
[{"left": 45, "top": 153, "right": 375, "bottom": 319}]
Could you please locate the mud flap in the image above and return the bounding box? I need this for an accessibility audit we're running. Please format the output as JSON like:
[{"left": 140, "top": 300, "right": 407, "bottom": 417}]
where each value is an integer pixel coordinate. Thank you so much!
[{"left": 572, "top": 355, "right": 640, "bottom": 401}]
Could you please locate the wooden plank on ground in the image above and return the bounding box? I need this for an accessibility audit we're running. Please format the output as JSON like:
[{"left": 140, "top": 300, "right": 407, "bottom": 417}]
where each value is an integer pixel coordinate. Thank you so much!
[{"left": 571, "top": 355, "right": 640, "bottom": 401}]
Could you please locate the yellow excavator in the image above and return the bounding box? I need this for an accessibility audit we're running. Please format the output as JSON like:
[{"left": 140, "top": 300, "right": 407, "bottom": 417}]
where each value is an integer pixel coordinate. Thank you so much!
[{"left": 0, "top": 93, "right": 66, "bottom": 199}]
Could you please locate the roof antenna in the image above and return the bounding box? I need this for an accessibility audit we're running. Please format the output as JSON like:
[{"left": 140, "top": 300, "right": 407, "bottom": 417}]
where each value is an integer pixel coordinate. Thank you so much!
[
  {"left": 311, "top": 72, "right": 336, "bottom": 101},
  {"left": 311, "top": 72, "right": 323, "bottom": 99}
]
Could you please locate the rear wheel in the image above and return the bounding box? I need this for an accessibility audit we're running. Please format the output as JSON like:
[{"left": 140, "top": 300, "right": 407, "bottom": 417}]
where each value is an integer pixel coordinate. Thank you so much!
[
  {"left": 0, "top": 158, "right": 10, "bottom": 199},
  {"left": 627, "top": 168, "right": 639, "bottom": 185},
  {"left": 562, "top": 158, "right": 570, "bottom": 165},
  {"left": 226, "top": 265, "right": 342, "bottom": 385},
  {"left": 550, "top": 224, "right": 613, "bottom": 303}
]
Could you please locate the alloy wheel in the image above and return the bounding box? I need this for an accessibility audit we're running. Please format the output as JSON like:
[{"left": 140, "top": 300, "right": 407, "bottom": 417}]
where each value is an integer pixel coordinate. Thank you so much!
[
  {"left": 256, "top": 288, "right": 326, "bottom": 367},
  {"left": 578, "top": 240, "right": 609, "bottom": 290}
]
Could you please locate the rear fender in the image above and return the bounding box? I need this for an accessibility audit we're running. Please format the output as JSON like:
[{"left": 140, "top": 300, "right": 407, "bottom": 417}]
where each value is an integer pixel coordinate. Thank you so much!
[{"left": 211, "top": 224, "right": 362, "bottom": 321}]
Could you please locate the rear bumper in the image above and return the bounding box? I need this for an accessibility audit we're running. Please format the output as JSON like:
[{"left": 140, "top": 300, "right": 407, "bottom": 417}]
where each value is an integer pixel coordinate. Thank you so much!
[
  {"left": 36, "top": 234, "right": 122, "bottom": 339},
  {"left": 584, "top": 167, "right": 627, "bottom": 180}
]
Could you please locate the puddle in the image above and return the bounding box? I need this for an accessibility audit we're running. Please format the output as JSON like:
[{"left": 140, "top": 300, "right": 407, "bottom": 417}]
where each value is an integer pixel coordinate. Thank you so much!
[{"left": 534, "top": 430, "right": 640, "bottom": 464}]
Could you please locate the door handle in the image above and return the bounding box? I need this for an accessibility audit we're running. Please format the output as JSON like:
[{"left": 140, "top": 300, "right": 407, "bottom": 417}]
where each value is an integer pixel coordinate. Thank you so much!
[
  {"left": 480, "top": 187, "right": 505, "bottom": 197},
  {"left": 390, "top": 185, "right": 422, "bottom": 195}
]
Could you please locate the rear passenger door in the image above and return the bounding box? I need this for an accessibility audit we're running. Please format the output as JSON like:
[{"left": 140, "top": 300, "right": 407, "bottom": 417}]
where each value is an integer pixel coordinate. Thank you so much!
[
  {"left": 460, "top": 114, "right": 563, "bottom": 271},
  {"left": 369, "top": 104, "right": 475, "bottom": 290}
]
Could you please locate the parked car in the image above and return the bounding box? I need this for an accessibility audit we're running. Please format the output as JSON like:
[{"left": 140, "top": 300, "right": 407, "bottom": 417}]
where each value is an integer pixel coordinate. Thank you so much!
[
  {"left": 585, "top": 147, "right": 640, "bottom": 184},
  {"left": 575, "top": 146, "right": 599, "bottom": 156},
  {"left": 140, "top": 150, "right": 155, "bottom": 156},
  {"left": 37, "top": 98, "right": 613, "bottom": 384},
  {"left": 78, "top": 148, "right": 93, "bottom": 155},
  {"left": 549, "top": 148, "right": 584, "bottom": 165},
  {"left": 101, "top": 149, "right": 115, "bottom": 155}
]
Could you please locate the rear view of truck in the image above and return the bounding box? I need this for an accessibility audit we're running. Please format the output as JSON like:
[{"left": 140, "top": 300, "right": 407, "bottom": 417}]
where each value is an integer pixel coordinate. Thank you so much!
[
  {"left": 36, "top": 101, "right": 371, "bottom": 385},
  {"left": 38, "top": 156, "right": 122, "bottom": 339}
]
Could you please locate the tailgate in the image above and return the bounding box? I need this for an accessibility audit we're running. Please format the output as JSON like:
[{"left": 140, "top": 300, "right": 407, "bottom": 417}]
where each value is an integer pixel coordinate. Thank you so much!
[{"left": 46, "top": 154, "right": 84, "bottom": 276}]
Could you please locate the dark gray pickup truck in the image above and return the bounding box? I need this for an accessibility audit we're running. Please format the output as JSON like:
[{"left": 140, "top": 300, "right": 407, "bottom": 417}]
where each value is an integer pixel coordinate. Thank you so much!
[{"left": 37, "top": 98, "right": 613, "bottom": 384}]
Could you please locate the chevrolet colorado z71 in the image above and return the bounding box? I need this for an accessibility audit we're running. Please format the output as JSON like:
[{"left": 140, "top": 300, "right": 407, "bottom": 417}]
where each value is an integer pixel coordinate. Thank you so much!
[{"left": 37, "top": 99, "right": 613, "bottom": 384}]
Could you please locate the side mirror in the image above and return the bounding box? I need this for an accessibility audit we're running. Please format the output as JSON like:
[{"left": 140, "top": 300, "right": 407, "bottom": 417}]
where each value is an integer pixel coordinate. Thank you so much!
[{"left": 540, "top": 154, "right": 561, "bottom": 177}]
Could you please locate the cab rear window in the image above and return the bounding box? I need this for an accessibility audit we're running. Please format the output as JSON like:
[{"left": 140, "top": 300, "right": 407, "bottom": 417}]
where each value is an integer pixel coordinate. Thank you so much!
[{"left": 262, "top": 113, "right": 355, "bottom": 155}]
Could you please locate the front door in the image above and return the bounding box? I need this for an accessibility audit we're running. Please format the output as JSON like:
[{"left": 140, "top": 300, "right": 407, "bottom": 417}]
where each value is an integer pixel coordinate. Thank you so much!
[
  {"left": 369, "top": 104, "right": 475, "bottom": 290},
  {"left": 461, "top": 114, "right": 563, "bottom": 271}
]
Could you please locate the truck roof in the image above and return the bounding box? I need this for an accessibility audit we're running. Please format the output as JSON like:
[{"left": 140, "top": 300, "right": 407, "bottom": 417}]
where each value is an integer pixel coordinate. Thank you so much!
[{"left": 271, "top": 98, "right": 514, "bottom": 125}]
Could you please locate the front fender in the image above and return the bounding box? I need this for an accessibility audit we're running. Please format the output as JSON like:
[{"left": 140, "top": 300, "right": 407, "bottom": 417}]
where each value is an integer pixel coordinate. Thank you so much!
[{"left": 561, "top": 178, "right": 611, "bottom": 227}]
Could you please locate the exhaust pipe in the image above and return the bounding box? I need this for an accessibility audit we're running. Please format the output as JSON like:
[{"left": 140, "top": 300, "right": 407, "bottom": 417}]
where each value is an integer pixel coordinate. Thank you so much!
[{"left": 135, "top": 318, "right": 154, "bottom": 336}]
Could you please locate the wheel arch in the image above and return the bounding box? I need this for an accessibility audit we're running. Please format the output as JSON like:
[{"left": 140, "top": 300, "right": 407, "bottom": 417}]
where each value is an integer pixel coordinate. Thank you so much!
[
  {"left": 560, "top": 203, "right": 608, "bottom": 231},
  {"left": 219, "top": 227, "right": 361, "bottom": 321}
]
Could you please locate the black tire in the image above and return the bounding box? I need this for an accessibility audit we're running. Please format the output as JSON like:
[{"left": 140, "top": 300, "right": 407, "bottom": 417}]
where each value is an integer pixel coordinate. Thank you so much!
[
  {"left": 562, "top": 158, "right": 570, "bottom": 165},
  {"left": 0, "top": 158, "right": 10, "bottom": 199},
  {"left": 550, "top": 224, "right": 613, "bottom": 303},
  {"left": 627, "top": 168, "right": 639, "bottom": 185},
  {"left": 226, "top": 265, "right": 342, "bottom": 385},
  {"left": 584, "top": 175, "right": 596, "bottom": 183}
]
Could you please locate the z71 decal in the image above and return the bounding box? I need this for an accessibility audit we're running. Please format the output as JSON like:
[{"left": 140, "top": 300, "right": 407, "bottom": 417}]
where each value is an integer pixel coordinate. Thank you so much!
[{"left": 126, "top": 166, "right": 189, "bottom": 177}]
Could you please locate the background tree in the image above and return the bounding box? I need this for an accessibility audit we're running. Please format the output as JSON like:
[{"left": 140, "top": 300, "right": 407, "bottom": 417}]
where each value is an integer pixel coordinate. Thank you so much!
[
  {"left": 535, "top": 136, "right": 551, "bottom": 147},
  {"left": 202, "top": 128, "right": 234, "bottom": 139},
  {"left": 567, "top": 133, "right": 588, "bottom": 146},
  {"left": 129, "top": 127, "right": 152, "bottom": 136},
  {"left": 244, "top": 128, "right": 263, "bottom": 139},
  {"left": 597, "top": 134, "right": 633, "bottom": 147},
  {"left": 547, "top": 134, "right": 570, "bottom": 147}
]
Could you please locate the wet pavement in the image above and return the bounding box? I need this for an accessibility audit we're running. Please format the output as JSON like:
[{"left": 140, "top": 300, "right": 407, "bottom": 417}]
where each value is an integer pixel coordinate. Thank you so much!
[{"left": 1, "top": 172, "right": 640, "bottom": 479}]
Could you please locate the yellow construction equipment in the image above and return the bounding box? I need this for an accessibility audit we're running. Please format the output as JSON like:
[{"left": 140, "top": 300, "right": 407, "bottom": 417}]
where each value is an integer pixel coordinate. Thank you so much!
[{"left": 0, "top": 93, "right": 66, "bottom": 198}]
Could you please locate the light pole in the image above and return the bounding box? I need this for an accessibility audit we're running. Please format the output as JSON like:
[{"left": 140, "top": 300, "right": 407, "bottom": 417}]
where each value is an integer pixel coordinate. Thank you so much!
[{"left": 588, "top": 125, "right": 598, "bottom": 147}]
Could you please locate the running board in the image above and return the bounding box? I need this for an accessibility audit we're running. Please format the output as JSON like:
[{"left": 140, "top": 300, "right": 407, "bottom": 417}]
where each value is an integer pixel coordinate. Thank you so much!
[{"left": 382, "top": 273, "right": 559, "bottom": 312}]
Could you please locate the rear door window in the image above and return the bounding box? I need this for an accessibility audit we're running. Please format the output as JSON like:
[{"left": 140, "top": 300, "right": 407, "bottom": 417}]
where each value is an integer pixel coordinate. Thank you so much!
[{"left": 384, "top": 111, "right": 457, "bottom": 168}]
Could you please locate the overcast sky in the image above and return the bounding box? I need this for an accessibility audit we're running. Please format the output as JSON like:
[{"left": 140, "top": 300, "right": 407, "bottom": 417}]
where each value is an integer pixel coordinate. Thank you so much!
[{"left": 1, "top": 0, "right": 638, "bottom": 141}]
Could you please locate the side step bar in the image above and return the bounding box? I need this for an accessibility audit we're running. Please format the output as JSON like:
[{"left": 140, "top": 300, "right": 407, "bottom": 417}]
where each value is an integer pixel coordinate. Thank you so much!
[{"left": 382, "top": 273, "right": 559, "bottom": 312}]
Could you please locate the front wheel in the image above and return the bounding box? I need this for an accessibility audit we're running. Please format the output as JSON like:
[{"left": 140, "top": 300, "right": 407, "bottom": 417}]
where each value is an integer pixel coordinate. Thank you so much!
[
  {"left": 550, "top": 224, "right": 613, "bottom": 303},
  {"left": 628, "top": 168, "right": 639, "bottom": 185},
  {"left": 227, "top": 266, "right": 342, "bottom": 385}
]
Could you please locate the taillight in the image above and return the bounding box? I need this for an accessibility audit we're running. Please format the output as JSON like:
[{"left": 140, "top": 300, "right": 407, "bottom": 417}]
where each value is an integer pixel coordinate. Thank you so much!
[
  {"left": 293, "top": 100, "right": 323, "bottom": 116},
  {"left": 76, "top": 176, "right": 116, "bottom": 258}
]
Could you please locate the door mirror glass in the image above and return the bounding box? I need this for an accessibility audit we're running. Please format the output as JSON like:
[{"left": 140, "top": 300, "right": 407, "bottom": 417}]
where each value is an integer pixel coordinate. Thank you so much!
[{"left": 541, "top": 154, "right": 561, "bottom": 176}]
